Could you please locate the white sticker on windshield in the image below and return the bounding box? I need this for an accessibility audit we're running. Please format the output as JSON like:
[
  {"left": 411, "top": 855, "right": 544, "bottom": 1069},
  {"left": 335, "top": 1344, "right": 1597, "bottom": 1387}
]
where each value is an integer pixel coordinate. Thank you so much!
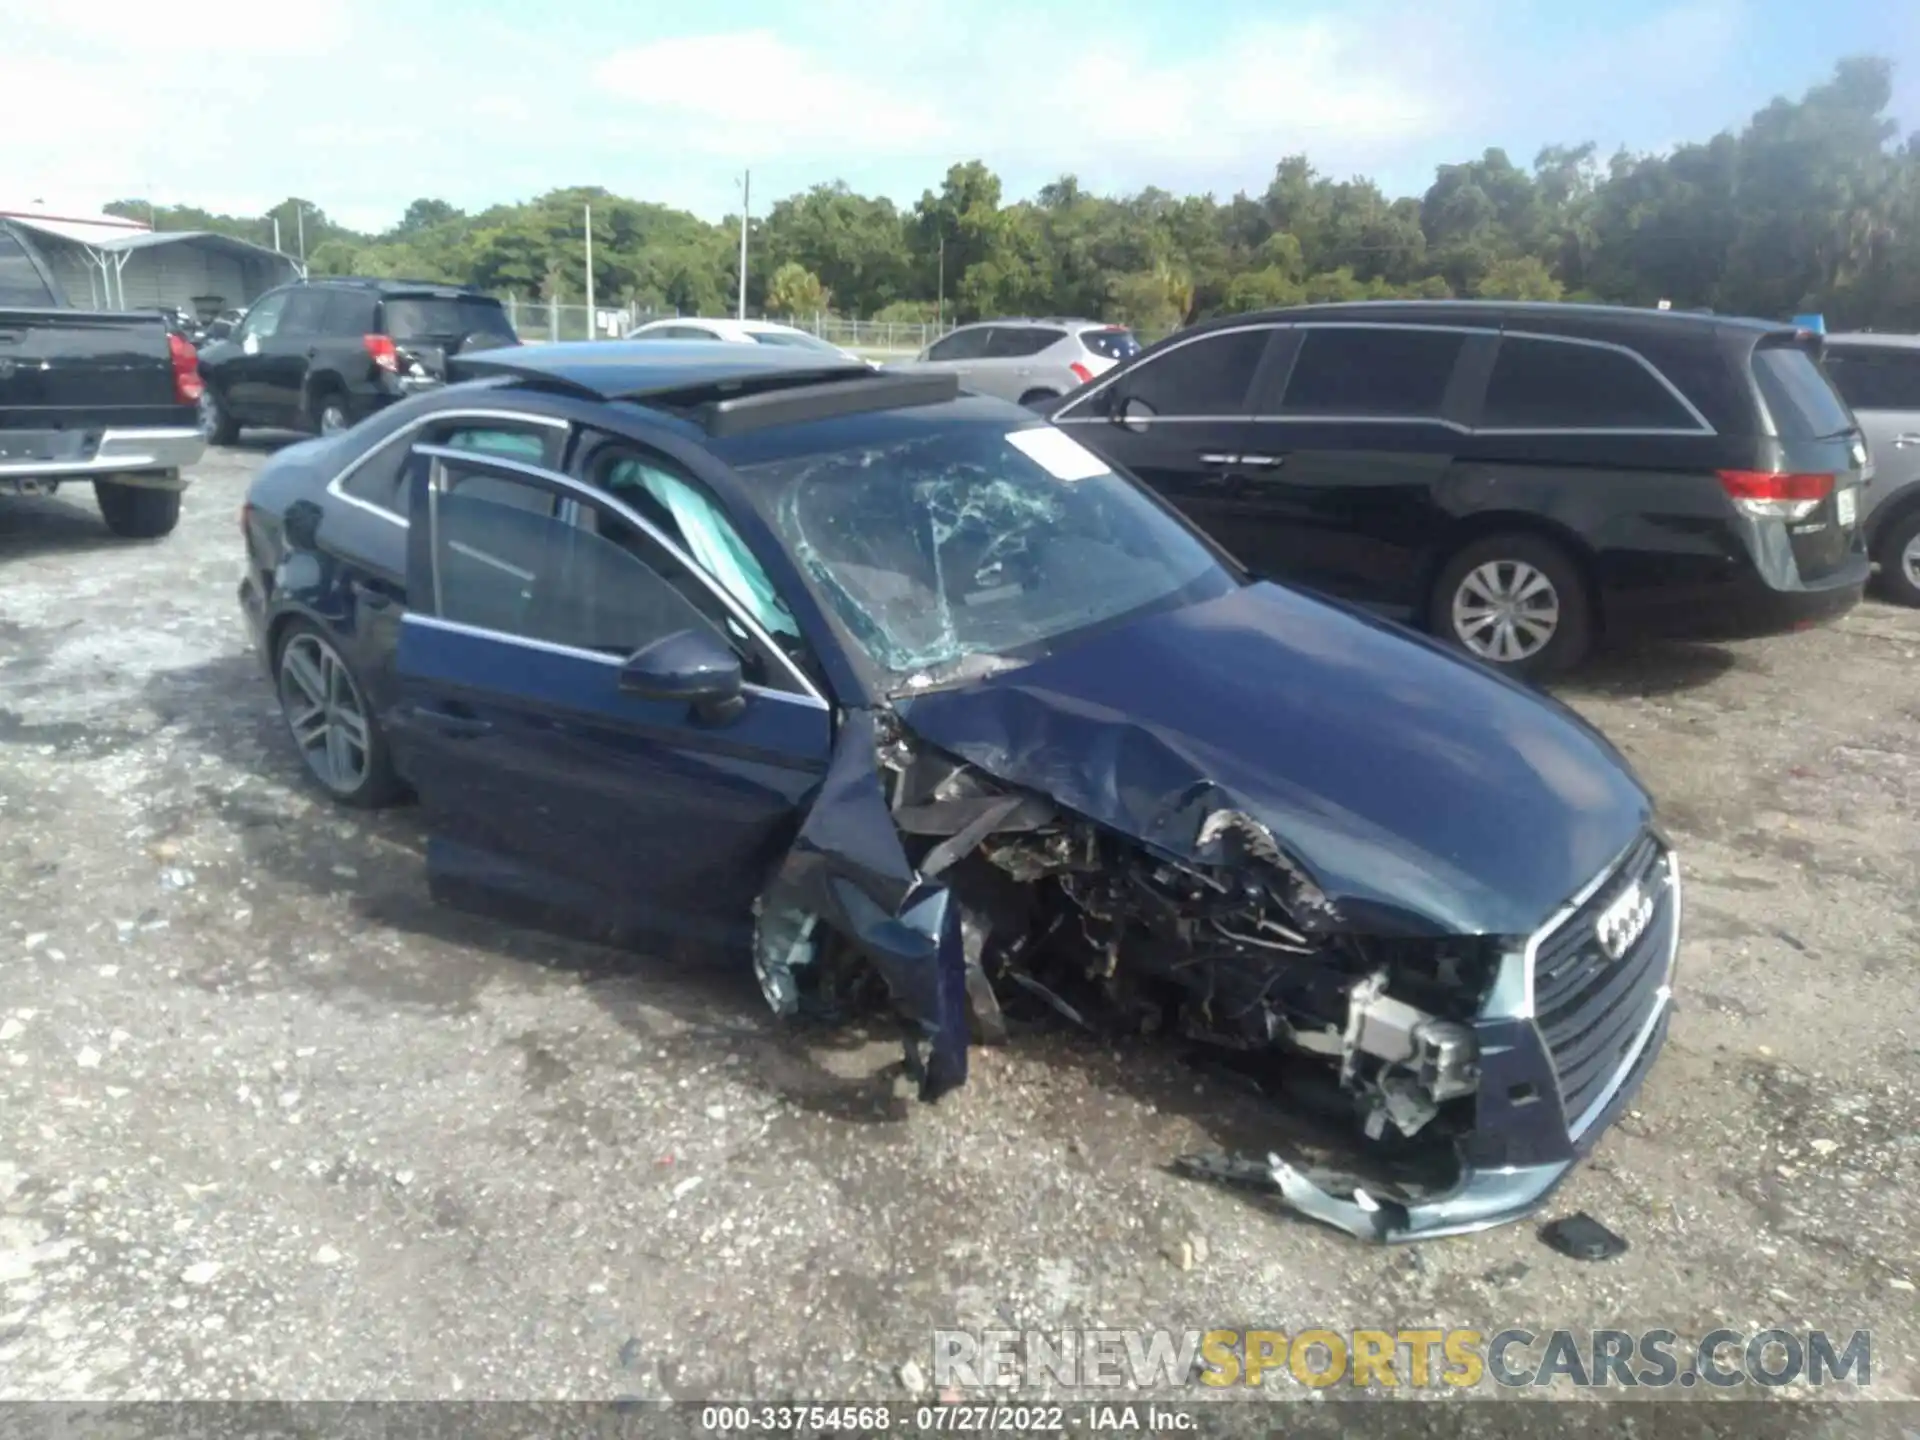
[{"left": 1006, "top": 426, "right": 1112, "bottom": 482}]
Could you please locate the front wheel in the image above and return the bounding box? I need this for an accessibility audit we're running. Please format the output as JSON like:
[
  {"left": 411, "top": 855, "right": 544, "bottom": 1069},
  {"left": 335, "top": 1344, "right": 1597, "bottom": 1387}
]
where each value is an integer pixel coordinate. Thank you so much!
[
  {"left": 94, "top": 480, "right": 182, "bottom": 539},
  {"left": 199, "top": 387, "right": 240, "bottom": 445},
  {"left": 1873, "top": 507, "right": 1920, "bottom": 608},
  {"left": 1431, "top": 533, "right": 1593, "bottom": 678}
]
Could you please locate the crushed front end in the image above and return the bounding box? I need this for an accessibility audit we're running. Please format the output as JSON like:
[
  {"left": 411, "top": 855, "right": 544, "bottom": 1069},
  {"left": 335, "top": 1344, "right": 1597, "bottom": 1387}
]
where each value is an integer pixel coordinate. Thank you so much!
[{"left": 752, "top": 710, "right": 1680, "bottom": 1244}]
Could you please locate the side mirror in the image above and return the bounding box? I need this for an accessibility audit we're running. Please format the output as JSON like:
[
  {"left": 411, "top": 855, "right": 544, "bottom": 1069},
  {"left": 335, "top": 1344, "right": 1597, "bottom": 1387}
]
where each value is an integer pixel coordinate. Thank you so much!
[{"left": 618, "top": 628, "right": 746, "bottom": 724}]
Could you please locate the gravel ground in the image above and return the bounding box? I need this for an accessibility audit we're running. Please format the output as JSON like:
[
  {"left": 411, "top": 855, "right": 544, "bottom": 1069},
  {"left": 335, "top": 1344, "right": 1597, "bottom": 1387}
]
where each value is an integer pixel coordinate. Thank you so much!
[{"left": 1, "top": 441, "right": 1917, "bottom": 1409}]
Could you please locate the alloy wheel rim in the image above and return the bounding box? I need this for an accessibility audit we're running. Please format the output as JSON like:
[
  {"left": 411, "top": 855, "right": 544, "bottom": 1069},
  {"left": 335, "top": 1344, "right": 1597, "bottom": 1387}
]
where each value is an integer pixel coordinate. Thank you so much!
[
  {"left": 1452, "top": 560, "right": 1561, "bottom": 663},
  {"left": 198, "top": 391, "right": 222, "bottom": 441},
  {"left": 319, "top": 404, "right": 348, "bottom": 436},
  {"left": 1903, "top": 532, "right": 1920, "bottom": 589},
  {"left": 278, "top": 635, "right": 370, "bottom": 793}
]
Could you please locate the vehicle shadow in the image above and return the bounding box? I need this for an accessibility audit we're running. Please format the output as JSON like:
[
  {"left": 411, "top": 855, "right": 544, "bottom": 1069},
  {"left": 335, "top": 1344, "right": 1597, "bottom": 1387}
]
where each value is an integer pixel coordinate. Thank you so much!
[
  {"left": 0, "top": 489, "right": 121, "bottom": 561},
  {"left": 145, "top": 651, "right": 1336, "bottom": 1205},
  {"left": 212, "top": 431, "right": 307, "bottom": 456},
  {"left": 1551, "top": 639, "right": 1740, "bottom": 699}
]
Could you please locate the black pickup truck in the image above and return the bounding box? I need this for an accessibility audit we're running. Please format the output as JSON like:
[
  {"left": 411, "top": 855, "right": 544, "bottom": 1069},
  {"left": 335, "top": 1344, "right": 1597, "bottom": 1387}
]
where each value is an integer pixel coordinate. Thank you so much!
[{"left": 0, "top": 221, "right": 205, "bottom": 538}]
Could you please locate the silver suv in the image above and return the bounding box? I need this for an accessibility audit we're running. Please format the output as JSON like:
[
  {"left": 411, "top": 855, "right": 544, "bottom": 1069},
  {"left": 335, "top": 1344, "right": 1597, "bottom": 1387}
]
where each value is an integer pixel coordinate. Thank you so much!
[
  {"left": 897, "top": 318, "right": 1140, "bottom": 408},
  {"left": 1823, "top": 332, "right": 1920, "bottom": 605}
]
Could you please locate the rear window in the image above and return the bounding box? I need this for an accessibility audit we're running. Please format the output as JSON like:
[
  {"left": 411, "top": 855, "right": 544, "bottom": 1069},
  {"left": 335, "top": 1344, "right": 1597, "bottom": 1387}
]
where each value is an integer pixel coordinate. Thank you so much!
[
  {"left": 1282, "top": 325, "right": 1465, "bottom": 418},
  {"left": 1480, "top": 336, "right": 1700, "bottom": 431},
  {"left": 1752, "top": 342, "right": 1854, "bottom": 439},
  {"left": 382, "top": 295, "right": 515, "bottom": 343},
  {"left": 1082, "top": 329, "right": 1141, "bottom": 362},
  {"left": 0, "top": 228, "right": 55, "bottom": 307}
]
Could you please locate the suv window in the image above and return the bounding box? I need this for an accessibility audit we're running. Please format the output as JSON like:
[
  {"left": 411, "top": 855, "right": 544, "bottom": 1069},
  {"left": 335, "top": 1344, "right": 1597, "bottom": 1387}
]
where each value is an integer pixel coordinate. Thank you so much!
[
  {"left": 340, "top": 417, "right": 562, "bottom": 515},
  {"left": 1281, "top": 326, "right": 1465, "bottom": 419},
  {"left": 0, "top": 228, "right": 55, "bottom": 306},
  {"left": 1480, "top": 336, "right": 1698, "bottom": 430},
  {"left": 1823, "top": 346, "right": 1920, "bottom": 413},
  {"left": 926, "top": 328, "right": 991, "bottom": 362},
  {"left": 382, "top": 295, "right": 515, "bottom": 343},
  {"left": 321, "top": 289, "right": 378, "bottom": 336},
  {"left": 278, "top": 288, "right": 329, "bottom": 337},
  {"left": 431, "top": 470, "right": 729, "bottom": 661},
  {"left": 1753, "top": 342, "right": 1854, "bottom": 439},
  {"left": 985, "top": 327, "right": 1064, "bottom": 359},
  {"left": 1081, "top": 328, "right": 1141, "bottom": 362},
  {"left": 1119, "top": 327, "right": 1271, "bottom": 417},
  {"left": 240, "top": 290, "right": 290, "bottom": 341}
]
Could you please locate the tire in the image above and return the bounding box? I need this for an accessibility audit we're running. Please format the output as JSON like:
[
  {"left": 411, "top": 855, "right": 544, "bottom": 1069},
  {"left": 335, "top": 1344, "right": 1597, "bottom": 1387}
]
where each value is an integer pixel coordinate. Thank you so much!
[
  {"left": 1872, "top": 506, "right": 1920, "bottom": 608},
  {"left": 308, "top": 387, "right": 351, "bottom": 438},
  {"left": 199, "top": 387, "right": 240, "bottom": 445},
  {"left": 272, "top": 619, "right": 404, "bottom": 808},
  {"left": 94, "top": 480, "right": 182, "bottom": 539},
  {"left": 1430, "top": 532, "right": 1593, "bottom": 678},
  {"left": 1018, "top": 388, "right": 1060, "bottom": 409}
]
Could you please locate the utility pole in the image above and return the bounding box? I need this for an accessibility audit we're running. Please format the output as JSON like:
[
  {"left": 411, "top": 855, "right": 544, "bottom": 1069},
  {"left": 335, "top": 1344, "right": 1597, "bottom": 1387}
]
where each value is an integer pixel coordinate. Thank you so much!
[
  {"left": 272, "top": 215, "right": 281, "bottom": 253},
  {"left": 584, "top": 203, "right": 596, "bottom": 341},
  {"left": 737, "top": 170, "right": 750, "bottom": 320},
  {"left": 937, "top": 233, "right": 945, "bottom": 329},
  {"left": 296, "top": 203, "right": 306, "bottom": 264}
]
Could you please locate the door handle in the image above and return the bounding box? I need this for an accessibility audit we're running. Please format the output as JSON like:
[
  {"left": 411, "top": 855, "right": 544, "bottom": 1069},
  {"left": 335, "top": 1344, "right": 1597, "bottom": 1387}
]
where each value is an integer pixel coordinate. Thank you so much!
[
  {"left": 1893, "top": 433, "right": 1920, "bottom": 448},
  {"left": 414, "top": 704, "right": 492, "bottom": 739},
  {"left": 1237, "top": 454, "right": 1285, "bottom": 470},
  {"left": 1198, "top": 452, "right": 1240, "bottom": 466}
]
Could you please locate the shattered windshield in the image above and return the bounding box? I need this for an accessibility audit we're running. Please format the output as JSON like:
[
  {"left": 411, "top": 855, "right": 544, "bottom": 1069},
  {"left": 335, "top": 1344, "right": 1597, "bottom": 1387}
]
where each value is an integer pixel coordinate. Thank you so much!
[{"left": 736, "top": 422, "right": 1236, "bottom": 689}]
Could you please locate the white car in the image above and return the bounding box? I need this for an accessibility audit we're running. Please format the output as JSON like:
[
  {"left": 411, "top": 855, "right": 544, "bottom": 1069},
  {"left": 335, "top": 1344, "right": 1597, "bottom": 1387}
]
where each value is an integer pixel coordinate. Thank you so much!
[{"left": 623, "top": 317, "right": 874, "bottom": 366}]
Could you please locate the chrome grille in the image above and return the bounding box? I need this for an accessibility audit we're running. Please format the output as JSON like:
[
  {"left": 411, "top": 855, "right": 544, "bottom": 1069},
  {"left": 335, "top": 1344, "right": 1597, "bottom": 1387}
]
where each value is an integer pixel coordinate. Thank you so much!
[{"left": 1530, "top": 833, "right": 1676, "bottom": 1137}]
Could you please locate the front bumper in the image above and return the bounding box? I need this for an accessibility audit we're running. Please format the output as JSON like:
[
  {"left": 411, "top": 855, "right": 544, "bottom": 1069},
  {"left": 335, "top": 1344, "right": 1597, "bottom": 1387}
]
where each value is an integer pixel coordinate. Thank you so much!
[
  {"left": 0, "top": 427, "right": 204, "bottom": 484},
  {"left": 1211, "top": 836, "right": 1681, "bottom": 1243}
]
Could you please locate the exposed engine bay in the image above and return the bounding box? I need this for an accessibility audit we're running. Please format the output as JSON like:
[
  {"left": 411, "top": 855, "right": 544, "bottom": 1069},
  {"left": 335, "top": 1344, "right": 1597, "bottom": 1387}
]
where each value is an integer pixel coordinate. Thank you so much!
[{"left": 753, "top": 709, "right": 1504, "bottom": 1241}]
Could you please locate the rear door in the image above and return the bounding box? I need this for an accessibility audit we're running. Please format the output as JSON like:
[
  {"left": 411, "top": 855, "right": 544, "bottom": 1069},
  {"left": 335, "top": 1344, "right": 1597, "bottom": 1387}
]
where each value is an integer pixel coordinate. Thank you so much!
[
  {"left": 1238, "top": 323, "right": 1475, "bottom": 609},
  {"left": 1822, "top": 341, "right": 1920, "bottom": 539},
  {"left": 389, "top": 443, "right": 832, "bottom": 947},
  {"left": 975, "top": 325, "right": 1067, "bottom": 402},
  {"left": 1051, "top": 325, "right": 1277, "bottom": 569}
]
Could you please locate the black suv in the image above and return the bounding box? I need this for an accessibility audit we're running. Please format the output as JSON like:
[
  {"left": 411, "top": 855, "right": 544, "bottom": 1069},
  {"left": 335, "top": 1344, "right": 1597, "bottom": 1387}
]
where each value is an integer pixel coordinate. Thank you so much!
[
  {"left": 195, "top": 279, "right": 519, "bottom": 443},
  {"left": 1052, "top": 301, "right": 1871, "bottom": 674}
]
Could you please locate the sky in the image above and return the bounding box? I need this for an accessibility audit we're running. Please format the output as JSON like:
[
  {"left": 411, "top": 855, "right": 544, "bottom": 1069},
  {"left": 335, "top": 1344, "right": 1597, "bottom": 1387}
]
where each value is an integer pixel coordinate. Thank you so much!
[{"left": 3, "top": 0, "right": 1917, "bottom": 234}]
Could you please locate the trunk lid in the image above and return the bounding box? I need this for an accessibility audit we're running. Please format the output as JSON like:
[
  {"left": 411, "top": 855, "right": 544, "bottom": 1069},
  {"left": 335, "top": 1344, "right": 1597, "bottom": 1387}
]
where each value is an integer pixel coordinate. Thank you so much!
[{"left": 1748, "top": 333, "right": 1869, "bottom": 579}]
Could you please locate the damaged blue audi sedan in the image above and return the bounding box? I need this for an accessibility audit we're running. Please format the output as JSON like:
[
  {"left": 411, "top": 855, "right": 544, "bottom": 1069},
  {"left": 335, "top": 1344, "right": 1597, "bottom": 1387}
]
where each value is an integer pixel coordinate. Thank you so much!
[{"left": 237, "top": 341, "right": 1680, "bottom": 1243}]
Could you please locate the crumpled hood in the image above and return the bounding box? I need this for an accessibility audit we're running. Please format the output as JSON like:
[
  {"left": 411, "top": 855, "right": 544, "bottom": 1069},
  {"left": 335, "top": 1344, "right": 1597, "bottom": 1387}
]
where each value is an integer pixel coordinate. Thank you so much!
[{"left": 896, "top": 583, "right": 1652, "bottom": 938}]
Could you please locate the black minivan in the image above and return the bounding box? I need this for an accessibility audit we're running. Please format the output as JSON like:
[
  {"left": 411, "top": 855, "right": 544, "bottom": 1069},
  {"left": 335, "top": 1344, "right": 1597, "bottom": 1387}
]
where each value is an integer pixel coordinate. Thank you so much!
[
  {"left": 1051, "top": 302, "right": 1871, "bottom": 675},
  {"left": 196, "top": 278, "right": 519, "bottom": 444}
]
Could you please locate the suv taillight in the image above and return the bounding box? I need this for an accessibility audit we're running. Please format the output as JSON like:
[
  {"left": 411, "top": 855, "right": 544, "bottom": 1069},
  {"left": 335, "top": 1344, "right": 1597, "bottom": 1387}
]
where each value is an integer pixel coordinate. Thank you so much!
[
  {"left": 1068, "top": 361, "right": 1093, "bottom": 385},
  {"left": 168, "top": 332, "right": 204, "bottom": 404},
  {"left": 1717, "top": 469, "right": 1835, "bottom": 521},
  {"left": 364, "top": 334, "right": 400, "bottom": 373}
]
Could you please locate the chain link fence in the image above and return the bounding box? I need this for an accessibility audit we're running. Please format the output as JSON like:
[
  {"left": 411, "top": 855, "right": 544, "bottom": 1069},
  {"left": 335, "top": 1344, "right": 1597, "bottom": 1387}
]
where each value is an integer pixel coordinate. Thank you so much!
[{"left": 494, "top": 295, "right": 952, "bottom": 359}]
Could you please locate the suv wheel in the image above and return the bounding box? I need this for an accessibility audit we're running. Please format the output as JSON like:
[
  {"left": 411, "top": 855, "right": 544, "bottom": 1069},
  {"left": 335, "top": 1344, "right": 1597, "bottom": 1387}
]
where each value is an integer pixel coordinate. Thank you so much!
[
  {"left": 1018, "top": 388, "right": 1059, "bottom": 409},
  {"left": 1873, "top": 507, "right": 1920, "bottom": 608},
  {"left": 1432, "top": 533, "right": 1593, "bottom": 678},
  {"left": 307, "top": 387, "right": 350, "bottom": 437},
  {"left": 199, "top": 387, "right": 240, "bottom": 445}
]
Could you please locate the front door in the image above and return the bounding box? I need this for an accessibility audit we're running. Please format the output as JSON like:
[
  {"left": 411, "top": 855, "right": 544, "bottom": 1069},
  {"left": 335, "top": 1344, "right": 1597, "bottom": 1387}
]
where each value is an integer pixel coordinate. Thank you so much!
[
  {"left": 388, "top": 443, "right": 833, "bottom": 948},
  {"left": 261, "top": 287, "right": 329, "bottom": 424},
  {"left": 223, "top": 289, "right": 291, "bottom": 419}
]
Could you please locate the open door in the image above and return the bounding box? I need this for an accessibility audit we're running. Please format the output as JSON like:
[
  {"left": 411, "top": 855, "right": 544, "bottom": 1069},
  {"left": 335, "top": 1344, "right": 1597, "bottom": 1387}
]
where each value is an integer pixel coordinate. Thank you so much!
[{"left": 387, "top": 441, "right": 833, "bottom": 949}]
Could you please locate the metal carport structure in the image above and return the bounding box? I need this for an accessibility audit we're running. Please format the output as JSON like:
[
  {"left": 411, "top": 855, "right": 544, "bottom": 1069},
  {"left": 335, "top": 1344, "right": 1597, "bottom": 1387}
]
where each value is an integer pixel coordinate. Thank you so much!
[{"left": 98, "top": 230, "right": 302, "bottom": 317}]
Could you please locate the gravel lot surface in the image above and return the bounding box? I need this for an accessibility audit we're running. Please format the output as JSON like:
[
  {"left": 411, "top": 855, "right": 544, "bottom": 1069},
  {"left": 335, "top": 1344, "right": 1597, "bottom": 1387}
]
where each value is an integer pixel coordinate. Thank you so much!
[{"left": 1, "top": 441, "right": 1917, "bottom": 1411}]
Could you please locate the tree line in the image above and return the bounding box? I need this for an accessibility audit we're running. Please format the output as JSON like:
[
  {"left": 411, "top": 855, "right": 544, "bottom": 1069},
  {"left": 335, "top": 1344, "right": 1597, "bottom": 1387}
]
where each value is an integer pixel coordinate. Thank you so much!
[{"left": 111, "top": 58, "right": 1920, "bottom": 335}]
